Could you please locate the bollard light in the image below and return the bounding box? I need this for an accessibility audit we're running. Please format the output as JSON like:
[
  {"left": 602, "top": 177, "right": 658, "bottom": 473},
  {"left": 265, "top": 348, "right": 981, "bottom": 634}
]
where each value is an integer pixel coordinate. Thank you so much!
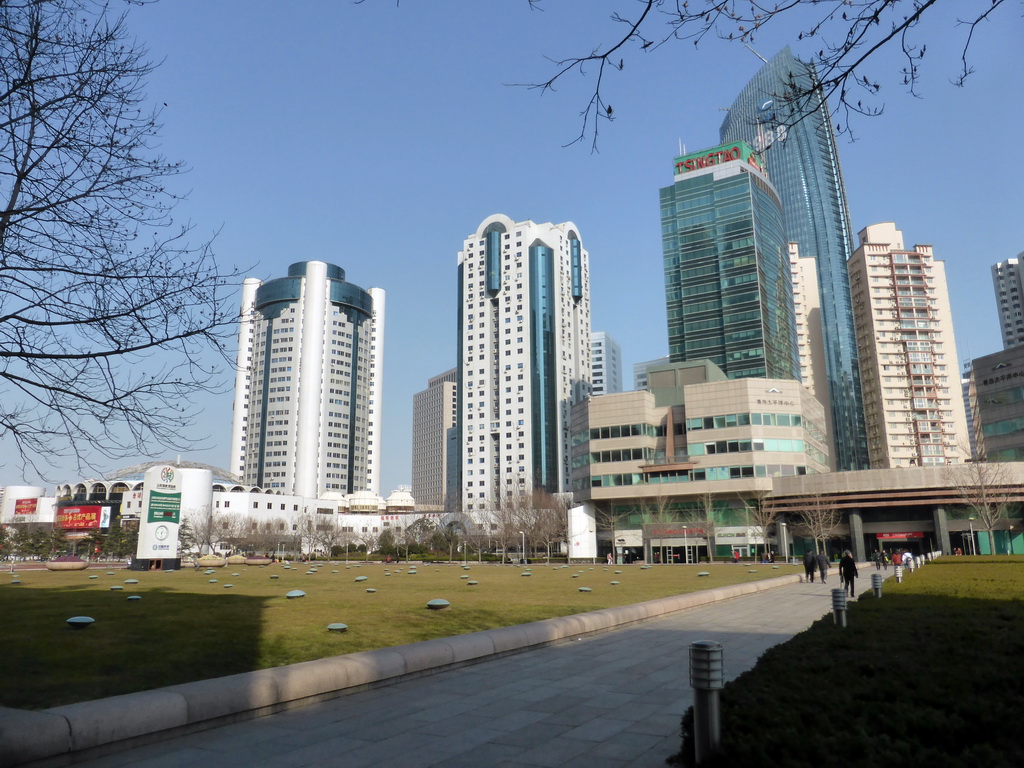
[
  {"left": 689, "top": 641, "right": 724, "bottom": 764},
  {"left": 832, "top": 588, "right": 848, "bottom": 627},
  {"left": 689, "top": 641, "right": 725, "bottom": 690},
  {"left": 871, "top": 572, "right": 883, "bottom": 599},
  {"left": 894, "top": 565, "right": 903, "bottom": 583}
]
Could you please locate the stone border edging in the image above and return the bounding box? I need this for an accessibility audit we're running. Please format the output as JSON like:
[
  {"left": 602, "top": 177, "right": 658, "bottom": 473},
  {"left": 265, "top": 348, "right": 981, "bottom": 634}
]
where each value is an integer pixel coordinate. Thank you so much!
[{"left": 1, "top": 572, "right": 803, "bottom": 767}]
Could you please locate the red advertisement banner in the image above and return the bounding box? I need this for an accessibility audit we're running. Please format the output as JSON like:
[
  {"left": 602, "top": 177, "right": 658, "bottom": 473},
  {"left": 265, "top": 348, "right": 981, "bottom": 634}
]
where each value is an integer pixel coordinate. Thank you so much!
[
  {"left": 14, "top": 498, "right": 38, "bottom": 515},
  {"left": 56, "top": 506, "right": 105, "bottom": 530}
]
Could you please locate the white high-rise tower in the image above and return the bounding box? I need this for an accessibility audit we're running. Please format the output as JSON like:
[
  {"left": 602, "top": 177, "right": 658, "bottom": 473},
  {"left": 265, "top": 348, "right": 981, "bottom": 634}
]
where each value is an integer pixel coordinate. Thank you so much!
[
  {"left": 457, "top": 214, "right": 591, "bottom": 512},
  {"left": 230, "top": 261, "right": 385, "bottom": 497}
]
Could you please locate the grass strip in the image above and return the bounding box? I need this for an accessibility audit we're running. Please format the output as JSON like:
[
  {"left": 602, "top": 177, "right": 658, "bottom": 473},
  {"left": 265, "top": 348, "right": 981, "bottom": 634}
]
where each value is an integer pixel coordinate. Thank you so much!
[{"left": 1, "top": 561, "right": 792, "bottom": 709}]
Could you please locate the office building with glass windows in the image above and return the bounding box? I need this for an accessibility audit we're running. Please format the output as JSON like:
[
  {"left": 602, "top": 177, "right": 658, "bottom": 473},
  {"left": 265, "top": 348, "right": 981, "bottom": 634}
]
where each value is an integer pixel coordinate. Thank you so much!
[
  {"left": 720, "top": 46, "right": 867, "bottom": 471},
  {"left": 661, "top": 140, "right": 799, "bottom": 382},
  {"left": 457, "top": 214, "right": 591, "bottom": 513},
  {"left": 230, "top": 261, "right": 385, "bottom": 498}
]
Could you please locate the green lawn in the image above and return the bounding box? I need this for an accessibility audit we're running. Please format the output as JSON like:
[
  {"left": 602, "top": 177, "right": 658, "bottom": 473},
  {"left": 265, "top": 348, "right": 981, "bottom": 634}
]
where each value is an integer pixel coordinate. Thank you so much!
[
  {"left": 1, "top": 560, "right": 794, "bottom": 709},
  {"left": 672, "top": 556, "right": 1024, "bottom": 768}
]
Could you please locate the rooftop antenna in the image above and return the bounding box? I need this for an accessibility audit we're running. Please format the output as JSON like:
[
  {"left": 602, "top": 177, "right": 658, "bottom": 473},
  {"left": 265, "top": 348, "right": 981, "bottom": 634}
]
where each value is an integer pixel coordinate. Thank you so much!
[{"left": 744, "top": 43, "right": 768, "bottom": 64}]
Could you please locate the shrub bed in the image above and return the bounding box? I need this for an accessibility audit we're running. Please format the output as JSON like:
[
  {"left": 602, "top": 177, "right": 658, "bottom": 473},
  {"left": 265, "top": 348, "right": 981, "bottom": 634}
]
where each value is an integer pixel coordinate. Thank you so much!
[{"left": 672, "top": 557, "right": 1024, "bottom": 767}]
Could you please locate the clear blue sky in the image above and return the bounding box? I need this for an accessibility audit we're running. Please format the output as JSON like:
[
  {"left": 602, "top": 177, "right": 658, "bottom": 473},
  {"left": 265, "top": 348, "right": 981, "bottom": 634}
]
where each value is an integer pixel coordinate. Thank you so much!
[{"left": 6, "top": 0, "right": 1020, "bottom": 491}]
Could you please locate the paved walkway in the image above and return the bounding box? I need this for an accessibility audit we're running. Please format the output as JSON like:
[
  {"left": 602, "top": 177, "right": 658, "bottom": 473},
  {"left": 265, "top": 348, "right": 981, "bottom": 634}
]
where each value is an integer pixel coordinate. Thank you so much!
[{"left": 70, "top": 572, "right": 885, "bottom": 768}]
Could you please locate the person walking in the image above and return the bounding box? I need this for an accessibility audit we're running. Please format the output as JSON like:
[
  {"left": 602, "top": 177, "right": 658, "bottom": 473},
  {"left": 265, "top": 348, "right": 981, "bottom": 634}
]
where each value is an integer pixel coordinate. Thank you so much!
[
  {"left": 803, "top": 550, "right": 816, "bottom": 583},
  {"left": 839, "top": 550, "right": 859, "bottom": 598},
  {"left": 873, "top": 550, "right": 882, "bottom": 570},
  {"left": 816, "top": 550, "right": 829, "bottom": 584}
]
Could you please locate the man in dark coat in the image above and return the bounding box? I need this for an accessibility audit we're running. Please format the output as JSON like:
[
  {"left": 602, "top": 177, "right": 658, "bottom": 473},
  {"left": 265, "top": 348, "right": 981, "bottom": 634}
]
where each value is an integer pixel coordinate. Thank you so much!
[
  {"left": 816, "top": 551, "right": 829, "bottom": 583},
  {"left": 839, "top": 550, "right": 859, "bottom": 597},
  {"left": 803, "top": 550, "right": 816, "bottom": 582}
]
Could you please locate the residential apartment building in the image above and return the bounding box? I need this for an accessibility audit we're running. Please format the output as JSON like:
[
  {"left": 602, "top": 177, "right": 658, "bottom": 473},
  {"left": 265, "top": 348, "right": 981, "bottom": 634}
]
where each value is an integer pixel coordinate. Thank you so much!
[
  {"left": 457, "top": 214, "right": 591, "bottom": 513},
  {"left": 848, "top": 223, "right": 968, "bottom": 467},
  {"left": 789, "top": 242, "right": 833, "bottom": 466},
  {"left": 411, "top": 368, "right": 458, "bottom": 508},
  {"left": 591, "top": 331, "right": 623, "bottom": 396},
  {"left": 230, "top": 261, "right": 385, "bottom": 497}
]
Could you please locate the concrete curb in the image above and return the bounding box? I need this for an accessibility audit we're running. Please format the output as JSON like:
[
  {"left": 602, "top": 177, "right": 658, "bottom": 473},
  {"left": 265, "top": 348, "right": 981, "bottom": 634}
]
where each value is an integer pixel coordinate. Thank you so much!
[{"left": 1, "top": 572, "right": 803, "bottom": 767}]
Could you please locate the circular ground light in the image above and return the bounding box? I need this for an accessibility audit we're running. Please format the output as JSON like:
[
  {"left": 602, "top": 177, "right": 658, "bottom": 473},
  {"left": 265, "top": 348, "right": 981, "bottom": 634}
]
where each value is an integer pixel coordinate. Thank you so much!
[
  {"left": 285, "top": 590, "right": 306, "bottom": 599},
  {"left": 327, "top": 623, "right": 348, "bottom": 632},
  {"left": 426, "top": 599, "right": 451, "bottom": 610},
  {"left": 67, "top": 616, "right": 95, "bottom": 629}
]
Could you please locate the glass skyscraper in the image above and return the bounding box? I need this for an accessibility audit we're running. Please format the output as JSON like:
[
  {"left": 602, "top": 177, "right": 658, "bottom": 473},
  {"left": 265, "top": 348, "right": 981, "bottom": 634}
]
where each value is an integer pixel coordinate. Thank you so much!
[
  {"left": 661, "top": 141, "right": 799, "bottom": 381},
  {"left": 719, "top": 46, "right": 868, "bottom": 471}
]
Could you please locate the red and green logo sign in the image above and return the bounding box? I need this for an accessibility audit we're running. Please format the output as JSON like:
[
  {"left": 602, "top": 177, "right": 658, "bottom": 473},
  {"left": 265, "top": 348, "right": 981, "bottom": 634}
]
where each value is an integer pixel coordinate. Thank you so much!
[{"left": 674, "top": 140, "right": 761, "bottom": 175}]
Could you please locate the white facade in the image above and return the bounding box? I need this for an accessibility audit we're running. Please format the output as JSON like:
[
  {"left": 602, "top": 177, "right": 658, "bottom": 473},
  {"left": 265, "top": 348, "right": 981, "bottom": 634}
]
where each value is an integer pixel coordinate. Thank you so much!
[
  {"left": 458, "top": 214, "right": 591, "bottom": 513},
  {"left": 849, "top": 223, "right": 969, "bottom": 468},
  {"left": 230, "top": 262, "right": 385, "bottom": 498},
  {"left": 412, "top": 368, "right": 458, "bottom": 508},
  {"left": 789, "top": 242, "right": 833, "bottom": 468},
  {"left": 590, "top": 331, "right": 622, "bottom": 396},
  {"left": 992, "top": 256, "right": 1024, "bottom": 350}
]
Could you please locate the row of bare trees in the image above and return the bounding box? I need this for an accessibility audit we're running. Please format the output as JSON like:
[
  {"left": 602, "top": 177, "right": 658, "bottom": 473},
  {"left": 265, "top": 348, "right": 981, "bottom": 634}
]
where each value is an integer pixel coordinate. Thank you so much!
[
  {"left": 593, "top": 458, "right": 1021, "bottom": 560},
  {"left": 488, "top": 485, "right": 572, "bottom": 562}
]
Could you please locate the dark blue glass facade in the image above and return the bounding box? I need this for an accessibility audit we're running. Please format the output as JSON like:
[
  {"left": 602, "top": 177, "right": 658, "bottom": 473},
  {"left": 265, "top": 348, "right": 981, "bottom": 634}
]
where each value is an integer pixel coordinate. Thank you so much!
[
  {"left": 719, "top": 47, "right": 868, "bottom": 470},
  {"left": 529, "top": 243, "right": 558, "bottom": 491},
  {"left": 661, "top": 144, "right": 799, "bottom": 382}
]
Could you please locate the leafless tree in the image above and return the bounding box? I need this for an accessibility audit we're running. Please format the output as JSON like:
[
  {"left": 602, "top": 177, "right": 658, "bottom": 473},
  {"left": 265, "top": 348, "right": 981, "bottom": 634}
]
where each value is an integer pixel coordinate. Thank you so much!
[
  {"left": 740, "top": 488, "right": 779, "bottom": 560},
  {"left": 0, "top": 0, "right": 241, "bottom": 477},
  {"left": 244, "top": 516, "right": 290, "bottom": 556},
  {"left": 530, "top": 489, "right": 570, "bottom": 562},
  {"left": 214, "top": 514, "right": 247, "bottom": 555},
  {"left": 402, "top": 516, "right": 435, "bottom": 559},
  {"left": 947, "top": 460, "right": 1019, "bottom": 556},
  {"left": 687, "top": 490, "right": 721, "bottom": 562},
  {"left": 492, "top": 478, "right": 533, "bottom": 563},
  {"left": 794, "top": 492, "right": 843, "bottom": 554},
  {"left": 183, "top": 507, "right": 217, "bottom": 556},
  {"left": 515, "top": 0, "right": 1009, "bottom": 148},
  {"left": 361, "top": 530, "right": 379, "bottom": 561}
]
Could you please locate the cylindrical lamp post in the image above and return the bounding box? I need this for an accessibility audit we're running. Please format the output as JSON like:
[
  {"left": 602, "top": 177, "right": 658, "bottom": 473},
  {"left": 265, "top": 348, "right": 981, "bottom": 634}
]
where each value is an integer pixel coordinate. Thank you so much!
[
  {"left": 871, "top": 572, "right": 883, "bottom": 598},
  {"left": 832, "top": 589, "right": 848, "bottom": 627},
  {"left": 689, "top": 641, "right": 724, "bottom": 764}
]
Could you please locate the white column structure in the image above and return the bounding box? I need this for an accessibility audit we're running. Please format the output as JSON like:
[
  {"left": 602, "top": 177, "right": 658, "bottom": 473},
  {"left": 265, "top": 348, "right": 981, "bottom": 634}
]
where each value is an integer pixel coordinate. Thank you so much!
[
  {"left": 366, "top": 287, "right": 386, "bottom": 495},
  {"left": 229, "top": 278, "right": 261, "bottom": 480},
  {"left": 294, "top": 261, "right": 328, "bottom": 498}
]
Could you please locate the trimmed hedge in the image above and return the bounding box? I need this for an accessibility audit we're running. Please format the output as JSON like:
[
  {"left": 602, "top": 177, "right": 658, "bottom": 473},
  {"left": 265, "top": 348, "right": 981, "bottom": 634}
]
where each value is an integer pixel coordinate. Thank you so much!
[{"left": 672, "top": 557, "right": 1024, "bottom": 767}]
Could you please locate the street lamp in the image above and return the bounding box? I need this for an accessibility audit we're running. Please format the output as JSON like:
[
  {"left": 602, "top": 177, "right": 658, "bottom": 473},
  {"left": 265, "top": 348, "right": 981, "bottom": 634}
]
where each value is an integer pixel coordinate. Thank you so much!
[
  {"left": 968, "top": 517, "right": 976, "bottom": 556},
  {"left": 518, "top": 531, "right": 526, "bottom": 564},
  {"left": 1008, "top": 525, "right": 1014, "bottom": 555}
]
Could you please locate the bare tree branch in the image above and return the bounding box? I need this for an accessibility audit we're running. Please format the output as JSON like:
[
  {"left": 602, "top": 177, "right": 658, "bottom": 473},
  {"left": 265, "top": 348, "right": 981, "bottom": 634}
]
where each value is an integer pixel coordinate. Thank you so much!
[
  {"left": 0, "top": 0, "right": 242, "bottom": 479},
  {"left": 517, "top": 0, "right": 1009, "bottom": 147}
]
